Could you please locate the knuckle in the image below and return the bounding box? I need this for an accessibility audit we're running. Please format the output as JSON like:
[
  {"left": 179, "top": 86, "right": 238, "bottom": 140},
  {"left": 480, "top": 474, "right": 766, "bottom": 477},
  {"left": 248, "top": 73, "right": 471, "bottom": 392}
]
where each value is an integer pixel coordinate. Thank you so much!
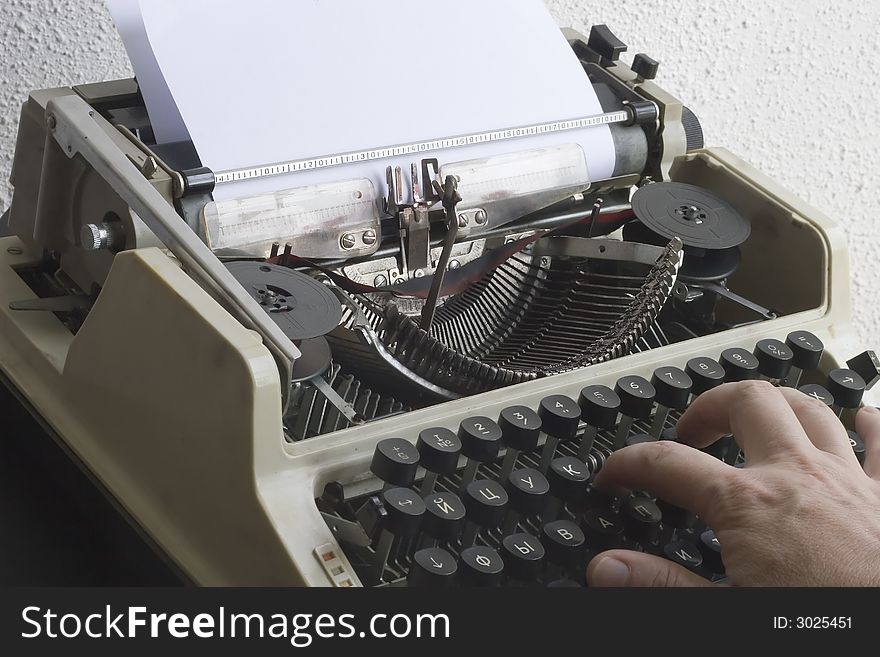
[
  {"left": 639, "top": 438, "right": 679, "bottom": 465},
  {"left": 715, "top": 470, "right": 775, "bottom": 511},
  {"left": 735, "top": 379, "right": 776, "bottom": 398}
]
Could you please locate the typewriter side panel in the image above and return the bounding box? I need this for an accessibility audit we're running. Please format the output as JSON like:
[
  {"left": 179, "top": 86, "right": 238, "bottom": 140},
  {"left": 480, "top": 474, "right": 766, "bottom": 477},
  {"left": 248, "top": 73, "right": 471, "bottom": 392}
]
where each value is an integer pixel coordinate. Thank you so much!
[{"left": 0, "top": 244, "right": 306, "bottom": 585}]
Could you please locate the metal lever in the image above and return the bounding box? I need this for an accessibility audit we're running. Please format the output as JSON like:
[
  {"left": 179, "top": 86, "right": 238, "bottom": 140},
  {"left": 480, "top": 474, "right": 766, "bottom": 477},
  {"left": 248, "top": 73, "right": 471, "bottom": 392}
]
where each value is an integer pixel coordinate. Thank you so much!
[
  {"left": 46, "top": 94, "right": 301, "bottom": 410},
  {"left": 420, "top": 175, "right": 462, "bottom": 332}
]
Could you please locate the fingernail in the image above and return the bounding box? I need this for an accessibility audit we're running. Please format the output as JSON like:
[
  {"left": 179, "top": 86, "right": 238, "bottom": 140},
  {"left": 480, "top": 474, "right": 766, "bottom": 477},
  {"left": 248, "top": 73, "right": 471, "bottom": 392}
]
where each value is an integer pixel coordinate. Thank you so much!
[
  {"left": 590, "top": 556, "right": 631, "bottom": 586},
  {"left": 862, "top": 406, "right": 880, "bottom": 415}
]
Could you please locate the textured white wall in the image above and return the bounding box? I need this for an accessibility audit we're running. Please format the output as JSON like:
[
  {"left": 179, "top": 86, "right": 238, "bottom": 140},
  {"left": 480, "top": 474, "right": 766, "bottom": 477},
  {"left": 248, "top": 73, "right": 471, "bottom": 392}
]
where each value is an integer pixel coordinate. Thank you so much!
[{"left": 1, "top": 0, "right": 879, "bottom": 347}]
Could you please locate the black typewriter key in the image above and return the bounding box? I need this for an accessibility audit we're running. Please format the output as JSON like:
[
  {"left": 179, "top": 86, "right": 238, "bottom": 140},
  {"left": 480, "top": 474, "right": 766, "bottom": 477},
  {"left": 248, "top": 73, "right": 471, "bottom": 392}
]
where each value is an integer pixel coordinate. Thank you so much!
[
  {"left": 720, "top": 347, "right": 759, "bottom": 382},
  {"left": 649, "top": 366, "right": 692, "bottom": 438},
  {"left": 846, "top": 350, "right": 880, "bottom": 390},
  {"left": 621, "top": 495, "right": 663, "bottom": 545},
  {"left": 541, "top": 520, "right": 587, "bottom": 571},
  {"left": 538, "top": 395, "right": 582, "bottom": 472},
  {"left": 753, "top": 338, "right": 793, "bottom": 381},
  {"left": 827, "top": 368, "right": 866, "bottom": 415},
  {"left": 784, "top": 330, "right": 824, "bottom": 387},
  {"left": 685, "top": 356, "right": 725, "bottom": 396},
  {"left": 798, "top": 383, "right": 834, "bottom": 407},
  {"left": 457, "top": 416, "right": 503, "bottom": 491},
  {"left": 459, "top": 546, "right": 504, "bottom": 587},
  {"left": 656, "top": 498, "right": 695, "bottom": 533},
  {"left": 625, "top": 433, "right": 655, "bottom": 447},
  {"left": 498, "top": 406, "right": 542, "bottom": 481},
  {"left": 545, "top": 456, "right": 590, "bottom": 521},
  {"left": 584, "top": 479, "right": 617, "bottom": 510},
  {"left": 698, "top": 529, "right": 724, "bottom": 573},
  {"left": 546, "top": 578, "right": 584, "bottom": 587},
  {"left": 504, "top": 467, "right": 550, "bottom": 533},
  {"left": 577, "top": 384, "right": 620, "bottom": 461},
  {"left": 373, "top": 488, "right": 426, "bottom": 578},
  {"left": 416, "top": 427, "right": 461, "bottom": 495},
  {"left": 663, "top": 539, "right": 703, "bottom": 572},
  {"left": 371, "top": 438, "right": 420, "bottom": 487},
  {"left": 613, "top": 376, "right": 656, "bottom": 449},
  {"left": 421, "top": 491, "right": 466, "bottom": 545},
  {"left": 501, "top": 532, "right": 545, "bottom": 583},
  {"left": 582, "top": 508, "right": 624, "bottom": 552},
  {"left": 461, "top": 479, "right": 508, "bottom": 546},
  {"left": 408, "top": 547, "right": 458, "bottom": 588},
  {"left": 381, "top": 487, "right": 426, "bottom": 538},
  {"left": 847, "top": 431, "right": 866, "bottom": 466}
]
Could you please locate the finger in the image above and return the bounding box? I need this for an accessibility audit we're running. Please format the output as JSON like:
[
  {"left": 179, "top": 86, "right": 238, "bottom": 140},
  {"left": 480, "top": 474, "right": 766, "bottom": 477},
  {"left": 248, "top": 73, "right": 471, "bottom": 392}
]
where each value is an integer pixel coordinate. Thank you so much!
[
  {"left": 676, "top": 381, "right": 814, "bottom": 462},
  {"left": 587, "top": 550, "right": 713, "bottom": 587},
  {"left": 594, "top": 440, "right": 736, "bottom": 524},
  {"left": 776, "top": 387, "right": 854, "bottom": 461},
  {"left": 855, "top": 406, "right": 880, "bottom": 478}
]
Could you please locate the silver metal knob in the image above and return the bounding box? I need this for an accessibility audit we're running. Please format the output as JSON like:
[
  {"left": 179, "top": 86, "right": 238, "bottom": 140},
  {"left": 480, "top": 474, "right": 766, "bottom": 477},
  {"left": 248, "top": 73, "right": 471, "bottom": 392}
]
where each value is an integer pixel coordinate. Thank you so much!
[{"left": 80, "top": 223, "right": 122, "bottom": 251}]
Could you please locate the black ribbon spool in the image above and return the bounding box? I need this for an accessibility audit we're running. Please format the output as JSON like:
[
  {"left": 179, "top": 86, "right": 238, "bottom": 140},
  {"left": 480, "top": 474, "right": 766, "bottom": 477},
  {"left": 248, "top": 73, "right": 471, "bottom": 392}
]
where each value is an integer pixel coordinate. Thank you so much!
[{"left": 225, "top": 262, "right": 343, "bottom": 381}]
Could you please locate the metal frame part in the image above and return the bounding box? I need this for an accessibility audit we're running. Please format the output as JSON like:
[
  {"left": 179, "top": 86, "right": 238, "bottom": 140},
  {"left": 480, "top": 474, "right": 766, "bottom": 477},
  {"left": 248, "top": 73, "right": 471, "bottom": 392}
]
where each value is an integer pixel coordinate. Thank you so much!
[{"left": 46, "top": 94, "right": 300, "bottom": 406}]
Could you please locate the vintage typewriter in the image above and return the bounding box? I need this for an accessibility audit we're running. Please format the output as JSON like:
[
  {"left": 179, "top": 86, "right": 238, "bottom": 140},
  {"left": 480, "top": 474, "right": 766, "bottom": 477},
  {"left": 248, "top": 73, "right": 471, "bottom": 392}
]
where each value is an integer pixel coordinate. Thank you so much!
[{"left": 0, "top": 24, "right": 877, "bottom": 586}]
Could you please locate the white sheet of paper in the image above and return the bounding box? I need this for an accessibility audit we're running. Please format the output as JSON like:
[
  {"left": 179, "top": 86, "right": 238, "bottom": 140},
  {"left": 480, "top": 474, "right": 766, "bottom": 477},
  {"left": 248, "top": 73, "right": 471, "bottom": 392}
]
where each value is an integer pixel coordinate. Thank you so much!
[
  {"left": 111, "top": 0, "right": 616, "bottom": 202},
  {"left": 106, "top": 0, "right": 190, "bottom": 143}
]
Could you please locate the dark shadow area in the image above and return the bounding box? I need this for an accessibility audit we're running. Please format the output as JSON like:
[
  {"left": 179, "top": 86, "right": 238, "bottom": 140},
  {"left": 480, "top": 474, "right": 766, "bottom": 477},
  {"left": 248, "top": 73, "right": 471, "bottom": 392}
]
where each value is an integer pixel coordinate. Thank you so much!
[{"left": 0, "top": 379, "right": 183, "bottom": 586}]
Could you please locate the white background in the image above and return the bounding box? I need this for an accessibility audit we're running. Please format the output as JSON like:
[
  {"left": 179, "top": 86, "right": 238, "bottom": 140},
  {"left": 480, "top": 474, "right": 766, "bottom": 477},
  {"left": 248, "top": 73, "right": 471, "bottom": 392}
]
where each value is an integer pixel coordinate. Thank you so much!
[{"left": 1, "top": 0, "right": 878, "bottom": 346}]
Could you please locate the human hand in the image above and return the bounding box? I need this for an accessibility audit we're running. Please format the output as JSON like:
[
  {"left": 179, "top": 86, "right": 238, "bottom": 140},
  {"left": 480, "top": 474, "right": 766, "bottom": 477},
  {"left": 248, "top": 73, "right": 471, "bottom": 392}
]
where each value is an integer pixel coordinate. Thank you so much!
[{"left": 586, "top": 381, "right": 880, "bottom": 586}]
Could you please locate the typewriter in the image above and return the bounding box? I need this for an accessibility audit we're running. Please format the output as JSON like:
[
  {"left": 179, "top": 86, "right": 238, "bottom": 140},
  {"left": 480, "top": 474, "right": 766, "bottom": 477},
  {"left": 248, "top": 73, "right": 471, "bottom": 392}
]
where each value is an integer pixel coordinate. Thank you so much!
[{"left": 0, "top": 24, "right": 877, "bottom": 587}]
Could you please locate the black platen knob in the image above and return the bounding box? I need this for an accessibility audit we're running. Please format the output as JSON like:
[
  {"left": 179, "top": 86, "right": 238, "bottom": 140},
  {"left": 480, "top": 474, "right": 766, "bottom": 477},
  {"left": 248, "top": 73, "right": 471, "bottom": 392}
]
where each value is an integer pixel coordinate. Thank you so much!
[
  {"left": 846, "top": 350, "right": 880, "bottom": 390},
  {"left": 631, "top": 53, "right": 659, "bottom": 80},
  {"left": 408, "top": 547, "right": 457, "bottom": 588},
  {"left": 538, "top": 395, "right": 581, "bottom": 439},
  {"left": 698, "top": 529, "right": 724, "bottom": 573},
  {"left": 587, "top": 24, "right": 627, "bottom": 63},
  {"left": 547, "top": 457, "right": 590, "bottom": 504},
  {"left": 827, "top": 369, "right": 866, "bottom": 409},
  {"left": 847, "top": 431, "right": 866, "bottom": 466},
  {"left": 798, "top": 384, "right": 834, "bottom": 407},
  {"left": 541, "top": 520, "right": 586, "bottom": 569},
  {"left": 458, "top": 546, "right": 504, "bottom": 587},
  {"left": 416, "top": 427, "right": 461, "bottom": 475},
  {"left": 371, "top": 438, "right": 420, "bottom": 487},
  {"left": 501, "top": 532, "right": 545, "bottom": 581},
  {"left": 381, "top": 488, "right": 426, "bottom": 538},
  {"left": 581, "top": 508, "right": 624, "bottom": 551},
  {"left": 422, "top": 492, "right": 466, "bottom": 540},
  {"left": 578, "top": 385, "right": 621, "bottom": 428},
  {"left": 651, "top": 366, "right": 693, "bottom": 410},
  {"left": 505, "top": 467, "right": 551, "bottom": 517},
  {"left": 458, "top": 416, "right": 503, "bottom": 462},
  {"left": 621, "top": 496, "right": 663, "bottom": 545},
  {"left": 615, "top": 375, "right": 656, "bottom": 419},
  {"left": 720, "top": 347, "right": 759, "bottom": 382},
  {"left": 753, "top": 339, "right": 794, "bottom": 380},
  {"left": 663, "top": 540, "right": 703, "bottom": 572},
  {"left": 686, "top": 356, "right": 725, "bottom": 395},
  {"left": 463, "top": 479, "right": 508, "bottom": 528},
  {"left": 498, "top": 405, "right": 542, "bottom": 451},
  {"left": 785, "top": 330, "right": 824, "bottom": 370}
]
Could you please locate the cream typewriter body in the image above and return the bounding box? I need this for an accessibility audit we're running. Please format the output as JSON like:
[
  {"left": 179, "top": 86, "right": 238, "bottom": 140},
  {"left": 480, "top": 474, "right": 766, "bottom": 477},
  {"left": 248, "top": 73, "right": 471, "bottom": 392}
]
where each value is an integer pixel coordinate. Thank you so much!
[{"left": 0, "top": 26, "right": 874, "bottom": 586}]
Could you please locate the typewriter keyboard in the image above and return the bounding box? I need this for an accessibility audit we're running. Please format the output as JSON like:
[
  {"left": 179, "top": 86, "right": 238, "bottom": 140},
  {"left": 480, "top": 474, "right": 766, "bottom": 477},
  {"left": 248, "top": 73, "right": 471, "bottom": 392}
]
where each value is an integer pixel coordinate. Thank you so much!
[{"left": 317, "top": 331, "right": 875, "bottom": 587}]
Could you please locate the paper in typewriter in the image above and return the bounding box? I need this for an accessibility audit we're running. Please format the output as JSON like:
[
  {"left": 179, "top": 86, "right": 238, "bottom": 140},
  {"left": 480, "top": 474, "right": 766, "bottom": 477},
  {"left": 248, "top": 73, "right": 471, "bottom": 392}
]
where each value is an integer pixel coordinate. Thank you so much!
[{"left": 109, "top": 0, "right": 616, "bottom": 202}]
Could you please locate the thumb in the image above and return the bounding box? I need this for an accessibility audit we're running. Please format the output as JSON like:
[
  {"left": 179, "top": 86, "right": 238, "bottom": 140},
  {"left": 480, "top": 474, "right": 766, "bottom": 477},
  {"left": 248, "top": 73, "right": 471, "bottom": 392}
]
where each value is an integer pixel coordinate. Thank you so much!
[{"left": 587, "top": 550, "right": 713, "bottom": 587}]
